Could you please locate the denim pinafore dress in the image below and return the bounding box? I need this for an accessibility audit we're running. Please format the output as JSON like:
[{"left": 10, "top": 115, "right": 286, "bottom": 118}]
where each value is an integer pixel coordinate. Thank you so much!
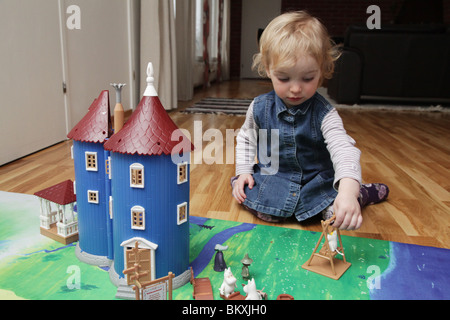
[{"left": 242, "top": 91, "right": 338, "bottom": 221}]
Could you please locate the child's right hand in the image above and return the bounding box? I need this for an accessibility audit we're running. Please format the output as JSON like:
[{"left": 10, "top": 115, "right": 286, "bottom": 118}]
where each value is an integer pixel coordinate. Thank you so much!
[{"left": 232, "top": 174, "right": 254, "bottom": 204}]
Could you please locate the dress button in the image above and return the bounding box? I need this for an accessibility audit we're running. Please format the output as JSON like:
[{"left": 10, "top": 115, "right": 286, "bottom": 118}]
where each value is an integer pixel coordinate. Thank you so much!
[{"left": 292, "top": 193, "right": 296, "bottom": 197}]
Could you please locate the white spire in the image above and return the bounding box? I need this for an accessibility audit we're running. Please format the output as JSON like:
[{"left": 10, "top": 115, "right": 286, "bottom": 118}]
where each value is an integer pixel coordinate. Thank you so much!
[{"left": 143, "top": 62, "right": 158, "bottom": 97}]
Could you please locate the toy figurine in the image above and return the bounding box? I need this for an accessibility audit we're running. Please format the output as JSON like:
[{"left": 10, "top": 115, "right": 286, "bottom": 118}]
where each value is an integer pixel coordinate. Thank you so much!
[
  {"left": 327, "top": 231, "right": 344, "bottom": 256},
  {"left": 241, "top": 253, "right": 253, "bottom": 280},
  {"left": 213, "top": 244, "right": 228, "bottom": 272},
  {"left": 243, "top": 278, "right": 262, "bottom": 300},
  {"left": 219, "top": 267, "right": 237, "bottom": 298}
]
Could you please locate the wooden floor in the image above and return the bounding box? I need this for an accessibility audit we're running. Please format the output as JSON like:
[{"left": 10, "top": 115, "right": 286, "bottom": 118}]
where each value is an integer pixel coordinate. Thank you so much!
[{"left": 1, "top": 79, "right": 449, "bottom": 249}]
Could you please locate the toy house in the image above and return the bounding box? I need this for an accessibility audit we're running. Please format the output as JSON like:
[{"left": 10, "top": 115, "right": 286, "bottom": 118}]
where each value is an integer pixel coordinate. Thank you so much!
[
  {"left": 35, "top": 179, "right": 78, "bottom": 245},
  {"left": 67, "top": 62, "right": 193, "bottom": 298},
  {"left": 67, "top": 90, "right": 112, "bottom": 264}
]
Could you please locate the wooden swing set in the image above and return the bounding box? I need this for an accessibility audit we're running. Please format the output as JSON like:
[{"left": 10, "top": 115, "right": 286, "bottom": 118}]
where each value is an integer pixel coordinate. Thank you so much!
[{"left": 302, "top": 215, "right": 351, "bottom": 280}]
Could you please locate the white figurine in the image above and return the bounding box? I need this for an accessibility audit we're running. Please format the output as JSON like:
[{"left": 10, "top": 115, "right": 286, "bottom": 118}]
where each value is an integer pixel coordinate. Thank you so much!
[
  {"left": 219, "top": 267, "right": 237, "bottom": 298},
  {"left": 327, "top": 231, "right": 343, "bottom": 256},
  {"left": 243, "top": 278, "right": 262, "bottom": 300}
]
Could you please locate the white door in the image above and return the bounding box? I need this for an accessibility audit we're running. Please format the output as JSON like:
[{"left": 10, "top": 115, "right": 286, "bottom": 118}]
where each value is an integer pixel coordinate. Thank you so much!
[
  {"left": 0, "top": 0, "right": 139, "bottom": 165},
  {"left": 240, "top": 0, "right": 281, "bottom": 79},
  {"left": 0, "top": 0, "right": 67, "bottom": 165},
  {"left": 61, "top": 0, "right": 139, "bottom": 128}
]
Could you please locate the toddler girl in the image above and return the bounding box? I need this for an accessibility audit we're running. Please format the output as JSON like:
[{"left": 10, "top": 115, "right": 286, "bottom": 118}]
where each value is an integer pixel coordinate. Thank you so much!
[{"left": 232, "top": 11, "right": 388, "bottom": 230}]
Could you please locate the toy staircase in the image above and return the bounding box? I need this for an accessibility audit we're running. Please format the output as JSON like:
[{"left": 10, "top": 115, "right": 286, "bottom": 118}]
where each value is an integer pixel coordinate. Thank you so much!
[{"left": 115, "top": 283, "right": 136, "bottom": 300}]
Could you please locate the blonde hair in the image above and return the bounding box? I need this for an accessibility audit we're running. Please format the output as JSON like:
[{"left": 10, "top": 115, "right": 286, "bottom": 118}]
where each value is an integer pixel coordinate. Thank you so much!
[{"left": 253, "top": 11, "right": 340, "bottom": 84}]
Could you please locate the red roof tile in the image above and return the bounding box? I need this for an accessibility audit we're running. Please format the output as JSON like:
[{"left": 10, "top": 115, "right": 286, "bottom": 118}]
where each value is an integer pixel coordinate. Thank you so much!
[
  {"left": 67, "top": 90, "right": 112, "bottom": 143},
  {"left": 34, "top": 180, "right": 76, "bottom": 205},
  {"left": 104, "top": 95, "right": 193, "bottom": 156}
]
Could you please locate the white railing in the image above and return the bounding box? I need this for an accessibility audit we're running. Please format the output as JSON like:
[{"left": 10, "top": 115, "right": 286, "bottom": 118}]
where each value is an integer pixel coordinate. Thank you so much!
[
  {"left": 57, "top": 221, "right": 79, "bottom": 237},
  {"left": 40, "top": 215, "right": 51, "bottom": 229},
  {"left": 39, "top": 211, "right": 58, "bottom": 229}
]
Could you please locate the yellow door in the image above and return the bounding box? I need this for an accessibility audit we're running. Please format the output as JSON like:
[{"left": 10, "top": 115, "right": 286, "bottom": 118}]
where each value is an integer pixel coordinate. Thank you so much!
[{"left": 126, "top": 246, "right": 151, "bottom": 284}]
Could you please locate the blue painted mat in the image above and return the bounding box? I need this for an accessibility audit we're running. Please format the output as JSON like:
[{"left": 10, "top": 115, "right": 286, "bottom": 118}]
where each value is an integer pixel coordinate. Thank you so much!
[
  {"left": 182, "top": 216, "right": 450, "bottom": 300},
  {"left": 1, "top": 191, "right": 449, "bottom": 300}
]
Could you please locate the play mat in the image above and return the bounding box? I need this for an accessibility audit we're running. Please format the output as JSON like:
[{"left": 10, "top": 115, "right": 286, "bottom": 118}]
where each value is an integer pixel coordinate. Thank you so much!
[{"left": 0, "top": 191, "right": 449, "bottom": 300}]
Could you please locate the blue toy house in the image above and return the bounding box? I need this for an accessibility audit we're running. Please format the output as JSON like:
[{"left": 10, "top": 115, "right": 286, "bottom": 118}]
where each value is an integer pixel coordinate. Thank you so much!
[{"left": 68, "top": 63, "right": 192, "bottom": 298}]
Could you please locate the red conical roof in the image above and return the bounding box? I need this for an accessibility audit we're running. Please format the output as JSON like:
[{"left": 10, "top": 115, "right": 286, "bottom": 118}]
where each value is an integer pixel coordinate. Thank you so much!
[
  {"left": 104, "top": 95, "right": 193, "bottom": 156},
  {"left": 67, "top": 90, "right": 112, "bottom": 143},
  {"left": 34, "top": 180, "right": 76, "bottom": 205}
]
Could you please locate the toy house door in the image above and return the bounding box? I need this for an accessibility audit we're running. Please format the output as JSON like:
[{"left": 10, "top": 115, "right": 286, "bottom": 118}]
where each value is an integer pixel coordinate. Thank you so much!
[{"left": 125, "top": 246, "right": 152, "bottom": 284}]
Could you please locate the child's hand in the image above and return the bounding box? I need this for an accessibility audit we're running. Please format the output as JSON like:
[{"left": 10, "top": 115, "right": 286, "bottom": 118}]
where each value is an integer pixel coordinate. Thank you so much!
[
  {"left": 232, "top": 174, "right": 254, "bottom": 204},
  {"left": 333, "top": 178, "right": 362, "bottom": 230}
]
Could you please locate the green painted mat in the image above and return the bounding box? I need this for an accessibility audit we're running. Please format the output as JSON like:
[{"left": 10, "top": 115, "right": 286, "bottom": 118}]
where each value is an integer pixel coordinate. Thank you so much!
[{"left": 1, "top": 191, "right": 448, "bottom": 300}]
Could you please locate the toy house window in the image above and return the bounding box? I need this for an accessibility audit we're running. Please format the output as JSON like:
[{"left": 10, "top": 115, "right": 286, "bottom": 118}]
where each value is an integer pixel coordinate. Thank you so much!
[
  {"left": 131, "top": 206, "right": 145, "bottom": 230},
  {"left": 88, "top": 190, "right": 99, "bottom": 204},
  {"left": 130, "top": 163, "right": 144, "bottom": 188},
  {"left": 177, "top": 162, "right": 188, "bottom": 184},
  {"left": 177, "top": 202, "right": 188, "bottom": 225},
  {"left": 85, "top": 152, "right": 98, "bottom": 171}
]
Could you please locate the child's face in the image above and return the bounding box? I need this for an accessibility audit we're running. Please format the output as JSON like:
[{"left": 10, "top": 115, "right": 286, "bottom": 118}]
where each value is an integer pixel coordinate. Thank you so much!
[{"left": 268, "top": 54, "right": 321, "bottom": 108}]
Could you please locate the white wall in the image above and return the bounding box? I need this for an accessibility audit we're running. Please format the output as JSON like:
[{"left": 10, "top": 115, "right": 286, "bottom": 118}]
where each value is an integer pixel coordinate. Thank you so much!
[
  {"left": 240, "top": 0, "right": 281, "bottom": 79},
  {"left": 0, "top": 0, "right": 138, "bottom": 165}
]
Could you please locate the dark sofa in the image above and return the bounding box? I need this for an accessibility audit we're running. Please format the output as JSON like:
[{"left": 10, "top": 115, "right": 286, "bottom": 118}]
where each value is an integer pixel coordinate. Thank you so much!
[{"left": 327, "top": 24, "right": 450, "bottom": 105}]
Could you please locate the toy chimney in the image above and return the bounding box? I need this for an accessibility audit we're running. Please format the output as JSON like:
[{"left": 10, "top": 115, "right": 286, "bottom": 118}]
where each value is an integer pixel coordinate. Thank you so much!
[{"left": 111, "top": 83, "right": 126, "bottom": 133}]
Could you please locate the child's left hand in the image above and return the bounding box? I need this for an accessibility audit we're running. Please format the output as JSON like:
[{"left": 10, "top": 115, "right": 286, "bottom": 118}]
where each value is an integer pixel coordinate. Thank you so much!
[{"left": 333, "top": 178, "right": 362, "bottom": 230}]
